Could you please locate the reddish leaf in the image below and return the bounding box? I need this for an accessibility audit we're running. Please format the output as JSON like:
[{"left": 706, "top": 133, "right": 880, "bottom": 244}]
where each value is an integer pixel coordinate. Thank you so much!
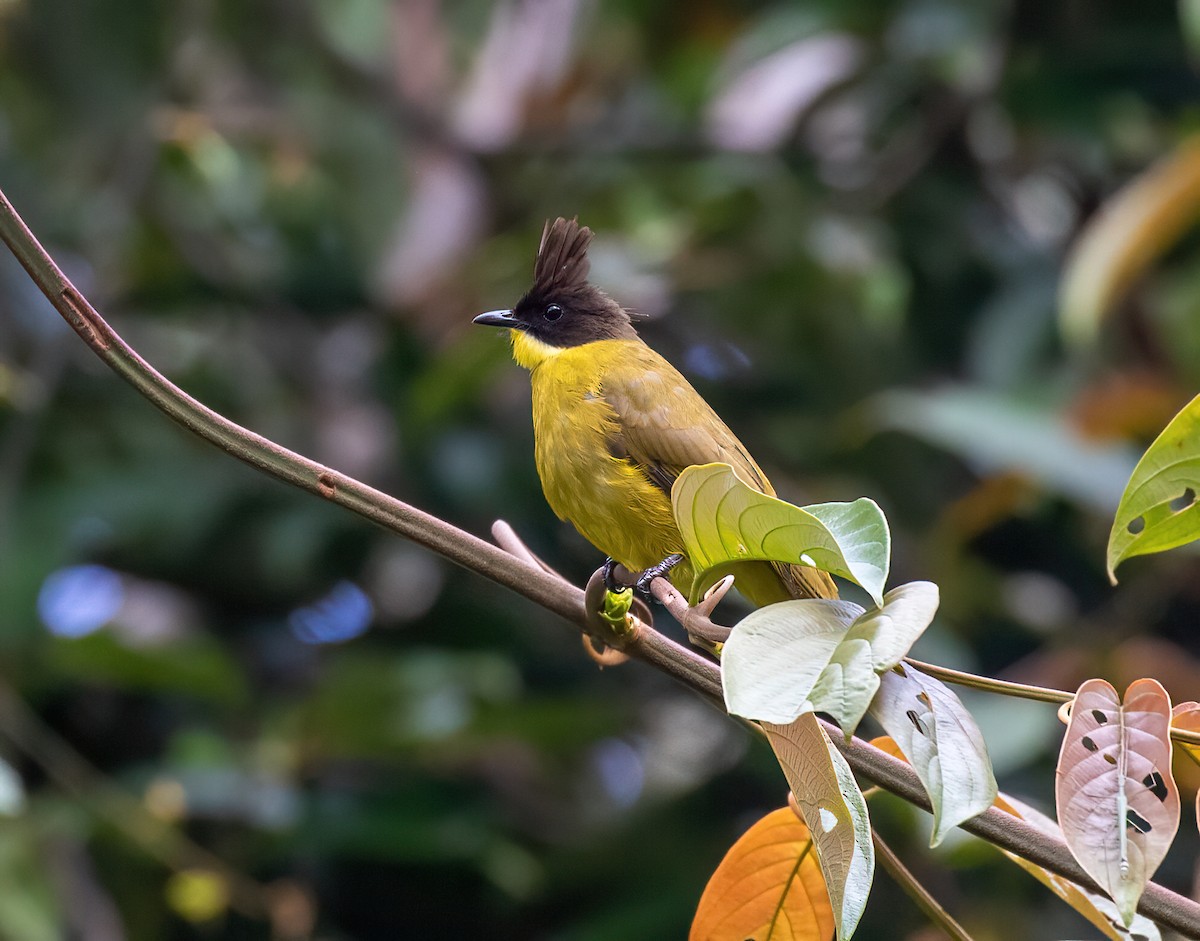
[
  {"left": 690, "top": 807, "right": 834, "bottom": 941},
  {"left": 995, "top": 795, "right": 1161, "bottom": 941},
  {"left": 1055, "top": 678, "right": 1179, "bottom": 924}
]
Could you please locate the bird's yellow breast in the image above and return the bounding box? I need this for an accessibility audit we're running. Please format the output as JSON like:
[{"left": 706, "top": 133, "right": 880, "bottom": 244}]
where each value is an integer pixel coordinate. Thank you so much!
[{"left": 517, "top": 335, "right": 683, "bottom": 573}]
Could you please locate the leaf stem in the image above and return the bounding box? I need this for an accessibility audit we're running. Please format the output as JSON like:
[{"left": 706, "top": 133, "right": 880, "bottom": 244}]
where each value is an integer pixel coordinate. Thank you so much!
[
  {"left": 873, "top": 831, "right": 977, "bottom": 941},
  {"left": 903, "top": 658, "right": 1071, "bottom": 704}
]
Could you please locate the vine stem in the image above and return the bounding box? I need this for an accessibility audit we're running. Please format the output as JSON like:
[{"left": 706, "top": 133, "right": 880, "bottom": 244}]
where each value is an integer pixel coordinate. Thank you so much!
[
  {"left": 3, "top": 187, "right": 1200, "bottom": 939},
  {"left": 872, "top": 831, "right": 977, "bottom": 941}
]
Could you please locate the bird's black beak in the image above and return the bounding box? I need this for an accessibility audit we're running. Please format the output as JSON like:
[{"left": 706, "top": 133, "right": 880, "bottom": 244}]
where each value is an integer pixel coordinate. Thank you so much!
[{"left": 473, "top": 309, "right": 522, "bottom": 329}]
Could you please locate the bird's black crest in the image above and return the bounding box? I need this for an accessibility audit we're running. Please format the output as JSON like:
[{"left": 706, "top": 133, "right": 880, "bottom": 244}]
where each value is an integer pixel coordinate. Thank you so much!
[
  {"left": 503, "top": 217, "right": 638, "bottom": 347},
  {"left": 533, "top": 217, "right": 593, "bottom": 295}
]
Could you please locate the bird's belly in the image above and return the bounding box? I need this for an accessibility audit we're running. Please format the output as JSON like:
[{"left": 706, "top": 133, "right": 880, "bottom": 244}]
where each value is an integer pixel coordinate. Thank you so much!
[{"left": 533, "top": 400, "right": 682, "bottom": 574}]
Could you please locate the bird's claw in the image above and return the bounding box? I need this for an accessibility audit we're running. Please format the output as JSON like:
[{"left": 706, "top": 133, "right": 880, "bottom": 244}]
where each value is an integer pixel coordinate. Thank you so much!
[
  {"left": 636, "top": 553, "right": 685, "bottom": 598},
  {"left": 602, "top": 558, "right": 627, "bottom": 594}
]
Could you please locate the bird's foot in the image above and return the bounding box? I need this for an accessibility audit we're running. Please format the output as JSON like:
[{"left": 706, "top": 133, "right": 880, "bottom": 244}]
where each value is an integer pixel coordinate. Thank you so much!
[
  {"left": 603, "top": 557, "right": 628, "bottom": 593},
  {"left": 636, "top": 553, "right": 685, "bottom": 598}
]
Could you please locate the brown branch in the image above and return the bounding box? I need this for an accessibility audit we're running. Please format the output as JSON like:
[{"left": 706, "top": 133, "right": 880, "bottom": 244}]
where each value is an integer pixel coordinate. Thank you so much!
[{"left": 3, "top": 186, "right": 1200, "bottom": 939}]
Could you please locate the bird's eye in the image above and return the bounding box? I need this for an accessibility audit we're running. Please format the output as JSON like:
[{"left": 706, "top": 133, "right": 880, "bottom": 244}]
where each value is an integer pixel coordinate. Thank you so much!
[{"left": 544, "top": 304, "right": 563, "bottom": 322}]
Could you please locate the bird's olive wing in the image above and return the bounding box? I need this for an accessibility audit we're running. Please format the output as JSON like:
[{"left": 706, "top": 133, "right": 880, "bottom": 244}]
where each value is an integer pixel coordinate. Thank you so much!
[{"left": 599, "top": 355, "right": 773, "bottom": 497}]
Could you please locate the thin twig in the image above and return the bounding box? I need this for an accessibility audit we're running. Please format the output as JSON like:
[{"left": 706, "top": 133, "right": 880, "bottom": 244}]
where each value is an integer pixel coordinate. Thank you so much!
[
  {"left": 873, "top": 831, "right": 976, "bottom": 941},
  {"left": 491, "top": 520, "right": 574, "bottom": 584},
  {"left": 0, "top": 681, "right": 268, "bottom": 919},
  {"left": 2, "top": 187, "right": 1200, "bottom": 938}
]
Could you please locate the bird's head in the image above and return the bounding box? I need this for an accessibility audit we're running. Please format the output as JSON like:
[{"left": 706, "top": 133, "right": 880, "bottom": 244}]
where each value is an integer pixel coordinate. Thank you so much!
[{"left": 474, "top": 218, "right": 638, "bottom": 366}]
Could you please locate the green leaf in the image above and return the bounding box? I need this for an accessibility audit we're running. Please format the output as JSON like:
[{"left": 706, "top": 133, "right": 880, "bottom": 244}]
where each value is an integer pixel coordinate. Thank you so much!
[
  {"left": 764, "top": 713, "right": 874, "bottom": 941},
  {"left": 870, "top": 663, "right": 997, "bottom": 846},
  {"left": 723, "top": 582, "right": 939, "bottom": 732},
  {"left": 672, "top": 463, "right": 890, "bottom": 605},
  {"left": 1107, "top": 393, "right": 1200, "bottom": 580}
]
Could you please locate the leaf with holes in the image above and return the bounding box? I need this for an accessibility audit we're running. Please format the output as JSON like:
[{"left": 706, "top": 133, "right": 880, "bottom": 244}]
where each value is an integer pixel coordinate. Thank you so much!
[
  {"left": 689, "top": 806, "right": 834, "bottom": 941},
  {"left": 763, "top": 713, "right": 874, "bottom": 940},
  {"left": 870, "top": 736, "right": 1156, "bottom": 940},
  {"left": 672, "top": 463, "right": 890, "bottom": 605},
  {"left": 1056, "top": 678, "right": 1179, "bottom": 925},
  {"left": 996, "top": 794, "right": 1161, "bottom": 941},
  {"left": 1107, "top": 393, "right": 1200, "bottom": 581},
  {"left": 807, "top": 582, "right": 940, "bottom": 734},
  {"left": 869, "top": 662, "right": 996, "bottom": 846},
  {"left": 722, "top": 583, "right": 937, "bottom": 730}
]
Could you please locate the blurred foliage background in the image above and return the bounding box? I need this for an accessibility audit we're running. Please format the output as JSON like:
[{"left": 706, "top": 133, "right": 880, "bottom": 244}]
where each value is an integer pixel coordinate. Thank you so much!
[{"left": 3, "top": 0, "right": 1200, "bottom": 938}]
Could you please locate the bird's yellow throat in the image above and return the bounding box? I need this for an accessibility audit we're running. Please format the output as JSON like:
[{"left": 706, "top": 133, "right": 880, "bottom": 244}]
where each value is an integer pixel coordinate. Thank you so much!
[{"left": 509, "top": 331, "right": 565, "bottom": 370}]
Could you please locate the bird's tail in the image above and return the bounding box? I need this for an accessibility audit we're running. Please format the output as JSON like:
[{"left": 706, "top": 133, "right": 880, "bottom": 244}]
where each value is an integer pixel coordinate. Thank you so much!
[
  {"left": 773, "top": 561, "right": 838, "bottom": 601},
  {"left": 720, "top": 560, "right": 838, "bottom": 607}
]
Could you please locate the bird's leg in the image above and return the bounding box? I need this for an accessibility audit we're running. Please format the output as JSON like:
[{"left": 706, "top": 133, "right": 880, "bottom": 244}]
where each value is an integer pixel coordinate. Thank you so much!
[
  {"left": 603, "top": 557, "right": 630, "bottom": 593},
  {"left": 635, "top": 553, "right": 685, "bottom": 597}
]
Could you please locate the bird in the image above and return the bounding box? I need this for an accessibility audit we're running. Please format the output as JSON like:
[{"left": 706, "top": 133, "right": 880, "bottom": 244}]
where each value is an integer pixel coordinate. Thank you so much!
[{"left": 474, "top": 217, "right": 836, "bottom": 607}]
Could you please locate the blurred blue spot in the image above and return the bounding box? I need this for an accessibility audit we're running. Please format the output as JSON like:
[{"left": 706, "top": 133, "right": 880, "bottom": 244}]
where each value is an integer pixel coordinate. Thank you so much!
[
  {"left": 38, "top": 564, "right": 124, "bottom": 637},
  {"left": 288, "top": 581, "right": 373, "bottom": 645},
  {"left": 684, "top": 342, "right": 751, "bottom": 381},
  {"left": 591, "top": 738, "right": 644, "bottom": 809}
]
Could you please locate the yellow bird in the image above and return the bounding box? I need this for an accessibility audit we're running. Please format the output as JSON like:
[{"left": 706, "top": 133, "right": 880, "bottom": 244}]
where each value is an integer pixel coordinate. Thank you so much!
[{"left": 475, "top": 218, "right": 836, "bottom": 606}]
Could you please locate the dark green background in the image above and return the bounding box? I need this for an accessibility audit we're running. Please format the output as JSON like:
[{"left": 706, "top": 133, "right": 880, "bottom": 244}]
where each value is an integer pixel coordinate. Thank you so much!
[{"left": 2, "top": 0, "right": 1200, "bottom": 937}]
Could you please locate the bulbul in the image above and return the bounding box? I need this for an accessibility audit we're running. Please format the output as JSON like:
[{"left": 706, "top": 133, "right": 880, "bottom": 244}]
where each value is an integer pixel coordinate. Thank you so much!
[{"left": 475, "top": 218, "right": 836, "bottom": 606}]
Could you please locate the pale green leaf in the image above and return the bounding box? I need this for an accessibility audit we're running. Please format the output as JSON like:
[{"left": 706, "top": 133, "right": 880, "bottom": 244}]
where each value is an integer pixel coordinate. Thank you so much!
[
  {"left": 808, "top": 582, "right": 939, "bottom": 733},
  {"left": 672, "top": 463, "right": 890, "bottom": 605},
  {"left": 870, "top": 662, "right": 997, "bottom": 846},
  {"left": 764, "top": 713, "right": 874, "bottom": 941},
  {"left": 1107, "top": 392, "right": 1200, "bottom": 580},
  {"left": 723, "top": 583, "right": 938, "bottom": 731}
]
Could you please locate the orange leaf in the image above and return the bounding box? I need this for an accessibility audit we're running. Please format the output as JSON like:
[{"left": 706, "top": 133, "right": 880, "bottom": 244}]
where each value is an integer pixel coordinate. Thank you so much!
[
  {"left": 1171, "top": 701, "right": 1200, "bottom": 767},
  {"left": 1171, "top": 702, "right": 1200, "bottom": 837},
  {"left": 869, "top": 735, "right": 904, "bottom": 760},
  {"left": 691, "top": 807, "right": 835, "bottom": 941}
]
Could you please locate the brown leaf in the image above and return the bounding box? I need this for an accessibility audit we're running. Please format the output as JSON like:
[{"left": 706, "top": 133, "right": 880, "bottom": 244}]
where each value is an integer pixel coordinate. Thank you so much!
[{"left": 1067, "top": 371, "right": 1191, "bottom": 443}]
